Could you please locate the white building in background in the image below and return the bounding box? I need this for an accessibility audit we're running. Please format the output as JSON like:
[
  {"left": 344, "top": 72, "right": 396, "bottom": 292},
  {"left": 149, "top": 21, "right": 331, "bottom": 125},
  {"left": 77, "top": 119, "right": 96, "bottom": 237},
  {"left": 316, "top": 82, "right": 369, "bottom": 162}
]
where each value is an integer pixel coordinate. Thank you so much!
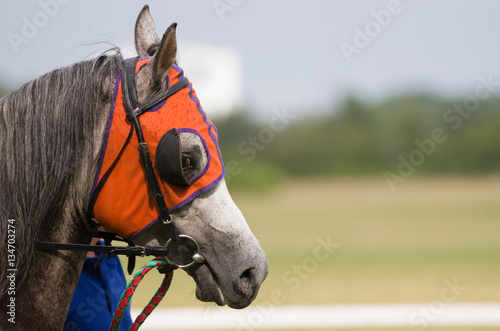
[{"left": 178, "top": 43, "right": 244, "bottom": 118}]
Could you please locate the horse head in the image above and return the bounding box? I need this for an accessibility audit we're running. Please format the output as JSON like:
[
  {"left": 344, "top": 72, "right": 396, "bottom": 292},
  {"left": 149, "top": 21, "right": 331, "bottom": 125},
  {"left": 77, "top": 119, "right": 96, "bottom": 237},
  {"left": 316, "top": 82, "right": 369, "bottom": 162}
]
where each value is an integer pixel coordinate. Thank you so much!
[
  {"left": 0, "top": 6, "right": 268, "bottom": 329},
  {"left": 91, "top": 6, "right": 268, "bottom": 309}
]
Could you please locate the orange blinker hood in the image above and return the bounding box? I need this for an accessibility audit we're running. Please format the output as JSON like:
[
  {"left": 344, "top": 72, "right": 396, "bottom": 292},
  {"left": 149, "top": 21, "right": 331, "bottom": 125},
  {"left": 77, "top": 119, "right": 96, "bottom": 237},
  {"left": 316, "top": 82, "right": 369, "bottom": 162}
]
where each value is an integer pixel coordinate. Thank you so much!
[{"left": 89, "top": 58, "right": 226, "bottom": 239}]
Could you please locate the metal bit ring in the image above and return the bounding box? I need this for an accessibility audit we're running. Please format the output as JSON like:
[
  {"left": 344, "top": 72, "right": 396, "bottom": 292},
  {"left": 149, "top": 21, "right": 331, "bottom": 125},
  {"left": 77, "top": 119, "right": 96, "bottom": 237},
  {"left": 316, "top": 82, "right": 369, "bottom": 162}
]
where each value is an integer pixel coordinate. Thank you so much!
[{"left": 164, "top": 234, "right": 205, "bottom": 269}]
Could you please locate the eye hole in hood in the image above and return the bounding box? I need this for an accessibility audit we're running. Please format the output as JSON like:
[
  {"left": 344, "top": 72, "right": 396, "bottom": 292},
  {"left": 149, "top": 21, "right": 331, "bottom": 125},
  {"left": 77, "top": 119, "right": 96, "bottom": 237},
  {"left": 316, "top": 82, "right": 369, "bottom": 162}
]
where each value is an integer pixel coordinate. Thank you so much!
[{"left": 155, "top": 128, "right": 190, "bottom": 186}]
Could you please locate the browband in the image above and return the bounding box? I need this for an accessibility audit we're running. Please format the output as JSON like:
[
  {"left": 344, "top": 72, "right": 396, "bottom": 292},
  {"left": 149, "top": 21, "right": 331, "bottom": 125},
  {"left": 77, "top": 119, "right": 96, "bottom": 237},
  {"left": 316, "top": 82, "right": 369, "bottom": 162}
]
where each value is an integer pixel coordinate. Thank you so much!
[{"left": 122, "top": 57, "right": 190, "bottom": 120}]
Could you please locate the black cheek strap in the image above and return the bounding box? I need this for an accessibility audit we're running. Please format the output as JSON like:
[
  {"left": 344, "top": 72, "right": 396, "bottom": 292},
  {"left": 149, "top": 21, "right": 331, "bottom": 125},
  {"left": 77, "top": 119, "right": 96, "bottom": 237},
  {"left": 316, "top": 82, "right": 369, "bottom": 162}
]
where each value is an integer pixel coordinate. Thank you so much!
[{"left": 119, "top": 57, "right": 190, "bottom": 242}]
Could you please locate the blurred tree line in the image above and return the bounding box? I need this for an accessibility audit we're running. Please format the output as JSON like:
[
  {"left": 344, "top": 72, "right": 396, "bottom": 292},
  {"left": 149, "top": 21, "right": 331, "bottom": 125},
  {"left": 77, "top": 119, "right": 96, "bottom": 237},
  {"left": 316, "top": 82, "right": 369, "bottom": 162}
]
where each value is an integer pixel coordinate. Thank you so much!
[
  {"left": 215, "top": 94, "right": 500, "bottom": 189},
  {"left": 2, "top": 85, "right": 499, "bottom": 189}
]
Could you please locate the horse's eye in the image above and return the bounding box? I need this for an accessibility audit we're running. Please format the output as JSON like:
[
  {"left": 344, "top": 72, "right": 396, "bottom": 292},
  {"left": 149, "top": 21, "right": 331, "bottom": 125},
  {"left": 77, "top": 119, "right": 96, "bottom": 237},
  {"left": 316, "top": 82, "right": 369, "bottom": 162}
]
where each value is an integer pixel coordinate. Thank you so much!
[{"left": 182, "top": 155, "right": 192, "bottom": 169}]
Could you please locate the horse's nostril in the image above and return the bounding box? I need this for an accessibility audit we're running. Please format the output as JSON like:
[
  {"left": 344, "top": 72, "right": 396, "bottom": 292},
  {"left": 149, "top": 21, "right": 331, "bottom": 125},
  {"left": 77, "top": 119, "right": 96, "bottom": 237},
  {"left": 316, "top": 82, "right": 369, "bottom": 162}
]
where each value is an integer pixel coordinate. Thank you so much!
[
  {"left": 235, "top": 268, "right": 257, "bottom": 297},
  {"left": 240, "top": 268, "right": 254, "bottom": 286}
]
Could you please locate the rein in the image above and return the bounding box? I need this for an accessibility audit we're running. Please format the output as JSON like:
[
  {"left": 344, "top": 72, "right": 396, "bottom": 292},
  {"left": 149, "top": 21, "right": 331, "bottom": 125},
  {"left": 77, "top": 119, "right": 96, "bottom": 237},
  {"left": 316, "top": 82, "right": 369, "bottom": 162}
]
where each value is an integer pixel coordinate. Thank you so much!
[{"left": 111, "top": 257, "right": 174, "bottom": 331}]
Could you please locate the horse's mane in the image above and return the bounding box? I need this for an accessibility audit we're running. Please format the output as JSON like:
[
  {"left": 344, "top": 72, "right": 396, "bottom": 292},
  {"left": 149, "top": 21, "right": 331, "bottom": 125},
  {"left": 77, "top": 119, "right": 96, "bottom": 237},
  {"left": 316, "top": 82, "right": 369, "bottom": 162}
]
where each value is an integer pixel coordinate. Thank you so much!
[{"left": 0, "top": 51, "right": 124, "bottom": 294}]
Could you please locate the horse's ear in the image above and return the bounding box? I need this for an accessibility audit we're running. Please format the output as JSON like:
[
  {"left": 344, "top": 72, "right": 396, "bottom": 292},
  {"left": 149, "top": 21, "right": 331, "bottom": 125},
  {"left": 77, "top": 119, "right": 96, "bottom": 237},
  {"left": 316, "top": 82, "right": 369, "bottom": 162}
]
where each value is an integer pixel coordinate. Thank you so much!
[
  {"left": 135, "top": 5, "right": 160, "bottom": 57},
  {"left": 150, "top": 23, "right": 177, "bottom": 85}
]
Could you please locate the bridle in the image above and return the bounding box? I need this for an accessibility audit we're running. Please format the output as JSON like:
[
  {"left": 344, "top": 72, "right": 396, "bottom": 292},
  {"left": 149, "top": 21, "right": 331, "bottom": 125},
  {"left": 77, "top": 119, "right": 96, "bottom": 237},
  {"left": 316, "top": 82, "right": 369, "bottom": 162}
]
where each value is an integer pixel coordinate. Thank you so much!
[{"left": 36, "top": 57, "right": 205, "bottom": 273}]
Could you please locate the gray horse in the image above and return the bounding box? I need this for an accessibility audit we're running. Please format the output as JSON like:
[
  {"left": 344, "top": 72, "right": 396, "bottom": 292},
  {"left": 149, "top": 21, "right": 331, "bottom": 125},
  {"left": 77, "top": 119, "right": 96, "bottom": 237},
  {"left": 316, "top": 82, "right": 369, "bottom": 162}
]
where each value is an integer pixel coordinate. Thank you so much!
[{"left": 0, "top": 6, "right": 268, "bottom": 329}]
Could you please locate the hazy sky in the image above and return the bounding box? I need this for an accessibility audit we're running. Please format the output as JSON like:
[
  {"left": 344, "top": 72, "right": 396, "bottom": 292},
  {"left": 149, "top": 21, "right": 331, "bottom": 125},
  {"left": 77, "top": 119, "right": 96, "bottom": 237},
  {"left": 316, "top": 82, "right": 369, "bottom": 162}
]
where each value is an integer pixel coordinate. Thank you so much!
[{"left": 1, "top": 1, "right": 500, "bottom": 119}]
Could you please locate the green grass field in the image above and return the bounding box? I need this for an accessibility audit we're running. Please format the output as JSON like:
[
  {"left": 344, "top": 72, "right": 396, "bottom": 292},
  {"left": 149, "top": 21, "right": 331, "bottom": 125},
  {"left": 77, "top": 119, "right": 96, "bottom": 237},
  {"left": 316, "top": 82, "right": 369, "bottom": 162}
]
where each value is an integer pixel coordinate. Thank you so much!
[{"left": 124, "top": 176, "right": 500, "bottom": 329}]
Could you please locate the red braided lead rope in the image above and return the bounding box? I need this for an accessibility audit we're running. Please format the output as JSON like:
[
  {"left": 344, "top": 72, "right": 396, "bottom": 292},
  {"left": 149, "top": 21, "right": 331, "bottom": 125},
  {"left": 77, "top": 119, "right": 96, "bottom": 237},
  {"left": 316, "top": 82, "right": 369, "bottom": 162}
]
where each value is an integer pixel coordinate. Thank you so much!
[{"left": 110, "top": 257, "right": 174, "bottom": 331}]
